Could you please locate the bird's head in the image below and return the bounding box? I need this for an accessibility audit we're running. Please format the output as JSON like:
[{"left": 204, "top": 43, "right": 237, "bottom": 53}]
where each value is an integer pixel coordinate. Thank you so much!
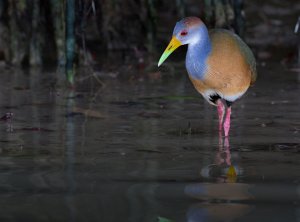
[{"left": 158, "top": 17, "right": 204, "bottom": 67}]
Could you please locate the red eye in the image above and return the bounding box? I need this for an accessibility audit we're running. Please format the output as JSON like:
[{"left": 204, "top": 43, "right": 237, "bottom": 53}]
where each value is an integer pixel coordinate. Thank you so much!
[{"left": 180, "top": 30, "right": 188, "bottom": 36}]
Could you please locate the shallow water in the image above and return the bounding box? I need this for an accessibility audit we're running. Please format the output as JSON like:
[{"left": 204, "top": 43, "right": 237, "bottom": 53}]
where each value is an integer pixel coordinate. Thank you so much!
[{"left": 0, "top": 62, "right": 298, "bottom": 222}]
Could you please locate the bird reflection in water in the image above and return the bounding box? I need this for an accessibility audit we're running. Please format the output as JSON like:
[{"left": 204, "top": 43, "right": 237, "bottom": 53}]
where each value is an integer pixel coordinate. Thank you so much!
[
  {"left": 200, "top": 133, "right": 242, "bottom": 183},
  {"left": 183, "top": 135, "right": 251, "bottom": 222}
]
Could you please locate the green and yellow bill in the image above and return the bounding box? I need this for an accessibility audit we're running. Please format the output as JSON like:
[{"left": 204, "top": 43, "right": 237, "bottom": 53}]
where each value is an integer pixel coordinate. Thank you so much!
[{"left": 158, "top": 36, "right": 182, "bottom": 67}]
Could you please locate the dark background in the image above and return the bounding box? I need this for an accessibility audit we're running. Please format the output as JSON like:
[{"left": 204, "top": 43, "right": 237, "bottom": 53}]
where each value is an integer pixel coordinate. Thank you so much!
[{"left": 0, "top": 0, "right": 298, "bottom": 77}]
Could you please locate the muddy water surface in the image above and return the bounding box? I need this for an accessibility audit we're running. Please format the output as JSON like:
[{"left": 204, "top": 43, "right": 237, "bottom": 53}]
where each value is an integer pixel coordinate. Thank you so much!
[{"left": 0, "top": 62, "right": 298, "bottom": 222}]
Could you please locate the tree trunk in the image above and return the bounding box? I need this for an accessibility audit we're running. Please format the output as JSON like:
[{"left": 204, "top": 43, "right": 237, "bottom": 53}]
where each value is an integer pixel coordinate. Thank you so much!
[
  {"left": 29, "top": 0, "right": 42, "bottom": 66},
  {"left": 50, "top": 0, "right": 65, "bottom": 66},
  {"left": 65, "top": 0, "right": 76, "bottom": 85},
  {"left": 9, "top": 0, "right": 28, "bottom": 66},
  {"left": 0, "top": 0, "right": 9, "bottom": 64}
]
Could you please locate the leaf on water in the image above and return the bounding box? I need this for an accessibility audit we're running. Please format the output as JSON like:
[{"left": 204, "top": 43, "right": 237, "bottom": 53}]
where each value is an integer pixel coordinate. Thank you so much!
[
  {"left": 72, "top": 107, "right": 106, "bottom": 118},
  {"left": 136, "top": 149, "right": 163, "bottom": 153},
  {"left": 20, "top": 127, "right": 54, "bottom": 132},
  {"left": 157, "top": 217, "right": 174, "bottom": 222},
  {"left": 14, "top": 86, "right": 30, "bottom": 90}
]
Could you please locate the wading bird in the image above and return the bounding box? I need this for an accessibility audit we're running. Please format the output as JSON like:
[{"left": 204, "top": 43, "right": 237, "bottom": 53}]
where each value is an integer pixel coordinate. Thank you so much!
[{"left": 158, "top": 17, "right": 256, "bottom": 137}]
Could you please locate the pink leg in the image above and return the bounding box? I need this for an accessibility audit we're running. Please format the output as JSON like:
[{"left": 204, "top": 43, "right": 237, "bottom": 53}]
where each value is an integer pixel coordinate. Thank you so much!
[
  {"left": 217, "top": 130, "right": 224, "bottom": 165},
  {"left": 217, "top": 100, "right": 225, "bottom": 133},
  {"left": 224, "top": 136, "right": 231, "bottom": 165},
  {"left": 216, "top": 134, "right": 231, "bottom": 166},
  {"left": 223, "top": 107, "right": 232, "bottom": 137}
]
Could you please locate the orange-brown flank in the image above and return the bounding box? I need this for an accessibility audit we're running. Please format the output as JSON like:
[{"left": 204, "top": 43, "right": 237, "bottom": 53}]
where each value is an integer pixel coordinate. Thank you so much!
[{"left": 189, "top": 30, "right": 254, "bottom": 98}]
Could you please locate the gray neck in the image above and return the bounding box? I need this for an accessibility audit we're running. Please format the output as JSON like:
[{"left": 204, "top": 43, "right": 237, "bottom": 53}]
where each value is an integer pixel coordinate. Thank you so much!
[{"left": 185, "top": 26, "right": 211, "bottom": 80}]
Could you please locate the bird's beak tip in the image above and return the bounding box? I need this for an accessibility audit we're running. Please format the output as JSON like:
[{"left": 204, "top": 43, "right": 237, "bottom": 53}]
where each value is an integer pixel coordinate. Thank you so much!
[{"left": 158, "top": 56, "right": 165, "bottom": 67}]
